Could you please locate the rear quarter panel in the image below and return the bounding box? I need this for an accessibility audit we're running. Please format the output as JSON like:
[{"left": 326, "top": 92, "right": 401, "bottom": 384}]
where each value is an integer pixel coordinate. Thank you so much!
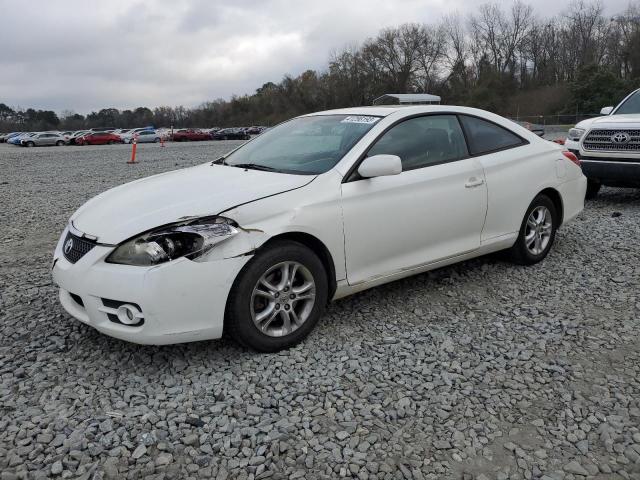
[{"left": 477, "top": 141, "right": 563, "bottom": 242}]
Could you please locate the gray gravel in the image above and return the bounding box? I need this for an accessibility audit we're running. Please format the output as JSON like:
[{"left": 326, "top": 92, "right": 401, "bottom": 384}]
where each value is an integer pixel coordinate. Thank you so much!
[{"left": 1, "top": 140, "right": 639, "bottom": 479}]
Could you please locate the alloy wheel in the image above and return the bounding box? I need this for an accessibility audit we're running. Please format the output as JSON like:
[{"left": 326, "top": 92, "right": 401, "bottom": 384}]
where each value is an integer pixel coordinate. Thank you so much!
[
  {"left": 525, "top": 206, "right": 552, "bottom": 255},
  {"left": 250, "top": 261, "right": 316, "bottom": 337}
]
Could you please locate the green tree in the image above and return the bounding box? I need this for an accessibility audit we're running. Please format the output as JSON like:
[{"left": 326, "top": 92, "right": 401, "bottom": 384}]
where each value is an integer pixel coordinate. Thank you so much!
[{"left": 568, "top": 64, "right": 629, "bottom": 113}]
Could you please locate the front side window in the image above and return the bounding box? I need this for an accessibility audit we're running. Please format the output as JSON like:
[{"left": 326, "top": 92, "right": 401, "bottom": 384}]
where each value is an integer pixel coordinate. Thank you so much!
[
  {"left": 366, "top": 115, "right": 468, "bottom": 171},
  {"left": 459, "top": 115, "right": 524, "bottom": 155},
  {"left": 224, "top": 115, "right": 380, "bottom": 175},
  {"left": 615, "top": 91, "right": 640, "bottom": 115}
]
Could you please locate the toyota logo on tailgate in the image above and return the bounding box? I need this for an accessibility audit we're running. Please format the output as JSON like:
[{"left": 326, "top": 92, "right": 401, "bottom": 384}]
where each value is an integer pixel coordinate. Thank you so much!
[
  {"left": 611, "top": 132, "right": 631, "bottom": 144},
  {"left": 64, "top": 238, "right": 74, "bottom": 255}
]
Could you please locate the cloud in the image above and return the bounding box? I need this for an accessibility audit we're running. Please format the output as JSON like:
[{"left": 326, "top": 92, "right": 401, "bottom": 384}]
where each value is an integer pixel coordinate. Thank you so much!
[{"left": 0, "top": 0, "right": 631, "bottom": 113}]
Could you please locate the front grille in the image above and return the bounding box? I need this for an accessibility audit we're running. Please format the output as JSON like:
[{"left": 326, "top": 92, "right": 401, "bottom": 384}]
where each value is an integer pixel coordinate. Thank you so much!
[
  {"left": 583, "top": 129, "right": 640, "bottom": 152},
  {"left": 62, "top": 231, "right": 96, "bottom": 264}
]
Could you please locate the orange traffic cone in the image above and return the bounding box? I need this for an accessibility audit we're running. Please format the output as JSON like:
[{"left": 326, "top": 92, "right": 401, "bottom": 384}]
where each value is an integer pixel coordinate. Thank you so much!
[{"left": 128, "top": 138, "right": 137, "bottom": 164}]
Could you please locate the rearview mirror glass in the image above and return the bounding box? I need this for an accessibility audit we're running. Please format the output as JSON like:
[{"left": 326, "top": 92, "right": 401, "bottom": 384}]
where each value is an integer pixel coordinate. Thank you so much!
[{"left": 600, "top": 106, "right": 614, "bottom": 115}]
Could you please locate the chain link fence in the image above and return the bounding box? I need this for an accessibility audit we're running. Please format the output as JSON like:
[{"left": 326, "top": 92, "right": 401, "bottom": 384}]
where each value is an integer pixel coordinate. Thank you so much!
[{"left": 508, "top": 113, "right": 602, "bottom": 126}]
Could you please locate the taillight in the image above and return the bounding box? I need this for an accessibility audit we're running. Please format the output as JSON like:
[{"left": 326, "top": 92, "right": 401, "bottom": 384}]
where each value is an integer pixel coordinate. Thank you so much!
[{"left": 562, "top": 150, "right": 580, "bottom": 167}]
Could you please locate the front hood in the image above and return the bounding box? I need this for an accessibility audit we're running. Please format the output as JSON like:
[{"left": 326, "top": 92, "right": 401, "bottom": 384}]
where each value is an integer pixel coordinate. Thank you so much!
[
  {"left": 71, "top": 164, "right": 314, "bottom": 244},
  {"left": 583, "top": 114, "right": 640, "bottom": 129}
]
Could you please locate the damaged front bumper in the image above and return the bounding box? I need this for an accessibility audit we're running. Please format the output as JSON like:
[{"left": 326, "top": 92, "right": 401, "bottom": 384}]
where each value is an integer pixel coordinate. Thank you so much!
[{"left": 52, "top": 227, "right": 251, "bottom": 345}]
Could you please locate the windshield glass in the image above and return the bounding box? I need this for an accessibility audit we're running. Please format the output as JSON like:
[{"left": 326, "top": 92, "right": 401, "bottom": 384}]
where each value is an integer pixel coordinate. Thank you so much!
[
  {"left": 615, "top": 91, "right": 640, "bottom": 114},
  {"left": 223, "top": 114, "right": 381, "bottom": 174}
]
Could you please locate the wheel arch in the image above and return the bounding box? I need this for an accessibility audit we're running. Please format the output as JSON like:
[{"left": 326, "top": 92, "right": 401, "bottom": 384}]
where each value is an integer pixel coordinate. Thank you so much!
[
  {"left": 538, "top": 187, "right": 564, "bottom": 226},
  {"left": 260, "top": 232, "right": 337, "bottom": 300}
]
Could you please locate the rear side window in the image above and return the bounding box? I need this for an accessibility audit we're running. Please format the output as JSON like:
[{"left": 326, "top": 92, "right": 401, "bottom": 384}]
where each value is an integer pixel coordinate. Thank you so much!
[{"left": 459, "top": 115, "right": 525, "bottom": 155}]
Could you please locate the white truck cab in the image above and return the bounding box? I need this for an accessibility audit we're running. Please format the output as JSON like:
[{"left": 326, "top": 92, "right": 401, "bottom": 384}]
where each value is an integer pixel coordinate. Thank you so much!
[{"left": 564, "top": 88, "right": 640, "bottom": 198}]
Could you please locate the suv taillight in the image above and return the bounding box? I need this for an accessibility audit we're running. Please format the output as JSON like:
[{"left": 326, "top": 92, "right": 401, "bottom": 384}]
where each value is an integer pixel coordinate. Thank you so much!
[{"left": 562, "top": 150, "right": 580, "bottom": 167}]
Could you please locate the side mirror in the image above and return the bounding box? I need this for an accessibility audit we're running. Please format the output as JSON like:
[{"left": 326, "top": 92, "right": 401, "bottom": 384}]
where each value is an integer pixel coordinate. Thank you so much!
[
  {"left": 358, "top": 154, "right": 402, "bottom": 178},
  {"left": 600, "top": 106, "right": 614, "bottom": 115}
]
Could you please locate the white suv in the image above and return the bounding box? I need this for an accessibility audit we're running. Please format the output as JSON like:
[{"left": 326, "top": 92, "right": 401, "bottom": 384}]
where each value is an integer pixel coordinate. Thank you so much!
[{"left": 565, "top": 88, "right": 640, "bottom": 198}]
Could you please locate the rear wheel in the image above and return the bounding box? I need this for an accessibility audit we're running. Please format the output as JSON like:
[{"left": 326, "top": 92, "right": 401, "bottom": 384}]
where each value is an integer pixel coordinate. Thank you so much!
[
  {"left": 585, "top": 179, "right": 601, "bottom": 200},
  {"left": 56, "top": 140, "right": 65, "bottom": 146},
  {"left": 226, "top": 240, "right": 328, "bottom": 352},
  {"left": 508, "top": 194, "right": 558, "bottom": 265},
  {"left": 25, "top": 141, "right": 35, "bottom": 147},
  {"left": 108, "top": 140, "right": 115, "bottom": 145}
]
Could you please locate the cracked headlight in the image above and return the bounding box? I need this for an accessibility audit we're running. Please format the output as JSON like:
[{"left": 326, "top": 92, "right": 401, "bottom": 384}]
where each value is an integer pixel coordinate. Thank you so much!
[
  {"left": 106, "top": 216, "right": 238, "bottom": 266},
  {"left": 568, "top": 128, "right": 585, "bottom": 141}
]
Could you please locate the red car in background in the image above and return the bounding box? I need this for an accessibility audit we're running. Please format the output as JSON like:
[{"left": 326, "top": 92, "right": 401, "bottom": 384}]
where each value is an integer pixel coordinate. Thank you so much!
[
  {"left": 171, "top": 129, "right": 212, "bottom": 141},
  {"left": 76, "top": 132, "right": 122, "bottom": 145}
]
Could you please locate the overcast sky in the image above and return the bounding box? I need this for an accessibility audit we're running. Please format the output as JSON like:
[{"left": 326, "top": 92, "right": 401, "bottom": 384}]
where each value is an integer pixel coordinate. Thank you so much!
[{"left": 0, "top": 0, "right": 632, "bottom": 114}]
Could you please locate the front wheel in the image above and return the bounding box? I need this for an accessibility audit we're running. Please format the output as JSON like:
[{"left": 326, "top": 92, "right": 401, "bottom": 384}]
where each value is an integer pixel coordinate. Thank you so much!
[
  {"left": 585, "top": 180, "right": 601, "bottom": 200},
  {"left": 225, "top": 240, "right": 328, "bottom": 352},
  {"left": 56, "top": 140, "right": 65, "bottom": 146},
  {"left": 507, "top": 194, "right": 558, "bottom": 265},
  {"left": 25, "top": 141, "right": 35, "bottom": 147}
]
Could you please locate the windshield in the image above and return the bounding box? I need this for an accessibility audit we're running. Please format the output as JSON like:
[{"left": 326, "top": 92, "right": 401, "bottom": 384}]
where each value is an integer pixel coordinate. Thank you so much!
[
  {"left": 223, "top": 114, "right": 381, "bottom": 174},
  {"left": 615, "top": 91, "right": 640, "bottom": 114}
]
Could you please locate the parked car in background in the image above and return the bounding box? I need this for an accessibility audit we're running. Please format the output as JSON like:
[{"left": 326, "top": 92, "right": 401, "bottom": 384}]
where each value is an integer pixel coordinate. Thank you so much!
[
  {"left": 211, "top": 128, "right": 250, "bottom": 140},
  {"left": 8, "top": 132, "right": 37, "bottom": 145},
  {"left": 171, "top": 129, "right": 211, "bottom": 141},
  {"left": 76, "top": 132, "right": 122, "bottom": 145},
  {"left": 120, "top": 127, "right": 156, "bottom": 143},
  {"left": 0, "top": 132, "right": 23, "bottom": 143},
  {"left": 59, "top": 131, "right": 75, "bottom": 142},
  {"left": 21, "top": 132, "right": 67, "bottom": 147},
  {"left": 67, "top": 131, "right": 91, "bottom": 145},
  {"left": 246, "top": 126, "right": 267, "bottom": 135},
  {"left": 52, "top": 105, "right": 586, "bottom": 351},
  {"left": 156, "top": 128, "right": 173, "bottom": 141},
  {"left": 510, "top": 120, "right": 545, "bottom": 137},
  {"left": 133, "top": 130, "right": 161, "bottom": 143},
  {"left": 565, "top": 88, "right": 640, "bottom": 198}
]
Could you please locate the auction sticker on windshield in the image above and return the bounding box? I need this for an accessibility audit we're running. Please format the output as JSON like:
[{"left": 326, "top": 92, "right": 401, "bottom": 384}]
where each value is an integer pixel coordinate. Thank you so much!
[{"left": 341, "top": 116, "right": 380, "bottom": 124}]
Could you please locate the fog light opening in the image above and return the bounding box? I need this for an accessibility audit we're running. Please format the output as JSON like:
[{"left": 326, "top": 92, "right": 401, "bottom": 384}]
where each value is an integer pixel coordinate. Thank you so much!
[{"left": 116, "top": 304, "right": 143, "bottom": 325}]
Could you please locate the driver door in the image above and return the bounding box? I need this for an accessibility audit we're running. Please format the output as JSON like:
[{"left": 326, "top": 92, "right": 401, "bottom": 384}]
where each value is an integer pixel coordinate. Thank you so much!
[{"left": 340, "top": 114, "right": 488, "bottom": 285}]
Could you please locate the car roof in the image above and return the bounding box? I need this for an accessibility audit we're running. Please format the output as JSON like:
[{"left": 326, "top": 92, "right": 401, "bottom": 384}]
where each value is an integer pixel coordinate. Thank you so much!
[{"left": 304, "top": 105, "right": 502, "bottom": 118}]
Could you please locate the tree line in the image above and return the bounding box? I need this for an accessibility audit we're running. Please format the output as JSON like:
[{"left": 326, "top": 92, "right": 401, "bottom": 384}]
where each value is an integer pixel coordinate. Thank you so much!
[{"left": 1, "top": 0, "right": 639, "bottom": 132}]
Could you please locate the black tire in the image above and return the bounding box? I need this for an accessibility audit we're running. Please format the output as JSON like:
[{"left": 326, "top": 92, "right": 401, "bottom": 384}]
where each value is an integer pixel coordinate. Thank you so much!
[
  {"left": 56, "top": 140, "right": 65, "bottom": 146},
  {"left": 108, "top": 140, "right": 115, "bottom": 145},
  {"left": 154, "top": 137, "right": 160, "bottom": 143},
  {"left": 225, "top": 240, "right": 328, "bottom": 352},
  {"left": 585, "top": 180, "right": 601, "bottom": 200},
  {"left": 507, "top": 194, "right": 558, "bottom": 265},
  {"left": 25, "top": 141, "right": 35, "bottom": 147}
]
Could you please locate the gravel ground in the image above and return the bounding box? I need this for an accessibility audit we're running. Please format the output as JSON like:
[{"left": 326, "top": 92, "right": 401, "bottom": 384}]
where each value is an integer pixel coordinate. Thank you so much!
[{"left": 0, "top": 140, "right": 639, "bottom": 480}]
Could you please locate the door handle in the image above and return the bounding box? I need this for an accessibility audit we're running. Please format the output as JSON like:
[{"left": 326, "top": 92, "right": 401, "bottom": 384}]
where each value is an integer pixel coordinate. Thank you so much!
[{"left": 465, "top": 177, "right": 484, "bottom": 188}]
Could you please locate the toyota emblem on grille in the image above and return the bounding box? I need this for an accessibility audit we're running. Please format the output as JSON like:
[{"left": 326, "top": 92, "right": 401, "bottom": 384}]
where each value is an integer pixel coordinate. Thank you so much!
[
  {"left": 611, "top": 132, "right": 631, "bottom": 144},
  {"left": 64, "top": 238, "right": 74, "bottom": 255}
]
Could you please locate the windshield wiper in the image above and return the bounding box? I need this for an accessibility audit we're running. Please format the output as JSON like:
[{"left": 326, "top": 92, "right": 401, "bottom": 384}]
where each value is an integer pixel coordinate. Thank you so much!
[{"left": 231, "top": 163, "right": 280, "bottom": 172}]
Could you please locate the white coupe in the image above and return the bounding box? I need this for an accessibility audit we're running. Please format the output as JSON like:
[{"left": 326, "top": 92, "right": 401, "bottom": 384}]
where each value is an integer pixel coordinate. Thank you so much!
[{"left": 52, "top": 106, "right": 587, "bottom": 351}]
